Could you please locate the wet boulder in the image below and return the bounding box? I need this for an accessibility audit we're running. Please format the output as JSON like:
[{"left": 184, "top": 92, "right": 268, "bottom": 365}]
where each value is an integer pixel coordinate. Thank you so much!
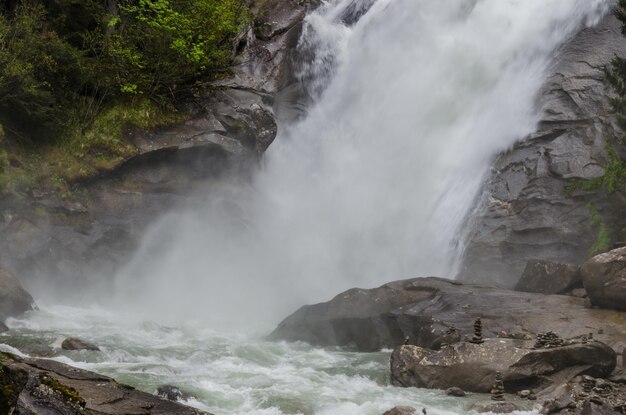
[
  {"left": 382, "top": 407, "right": 416, "bottom": 415},
  {"left": 0, "top": 268, "right": 35, "bottom": 322},
  {"left": 157, "top": 385, "right": 192, "bottom": 402},
  {"left": 61, "top": 337, "right": 100, "bottom": 351},
  {"left": 445, "top": 387, "right": 466, "bottom": 397},
  {"left": 390, "top": 339, "right": 616, "bottom": 393},
  {"left": 515, "top": 260, "right": 581, "bottom": 295},
  {"left": 471, "top": 402, "right": 519, "bottom": 414},
  {"left": 581, "top": 247, "right": 626, "bottom": 311}
]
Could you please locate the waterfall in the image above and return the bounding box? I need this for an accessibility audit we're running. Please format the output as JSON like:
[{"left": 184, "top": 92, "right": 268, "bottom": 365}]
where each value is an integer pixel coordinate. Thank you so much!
[{"left": 110, "top": 0, "right": 610, "bottom": 327}]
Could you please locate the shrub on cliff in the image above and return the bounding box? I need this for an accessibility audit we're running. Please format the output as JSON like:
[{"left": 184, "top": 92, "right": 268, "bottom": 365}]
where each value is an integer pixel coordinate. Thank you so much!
[{"left": 0, "top": 0, "right": 249, "bottom": 140}]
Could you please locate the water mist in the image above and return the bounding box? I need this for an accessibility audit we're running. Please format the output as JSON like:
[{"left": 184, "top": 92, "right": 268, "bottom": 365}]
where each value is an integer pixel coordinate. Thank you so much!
[{"left": 107, "top": 0, "right": 610, "bottom": 328}]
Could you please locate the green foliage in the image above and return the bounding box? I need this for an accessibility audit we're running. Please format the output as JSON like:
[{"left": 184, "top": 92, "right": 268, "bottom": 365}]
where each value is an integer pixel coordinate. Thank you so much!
[
  {"left": 0, "top": 0, "right": 248, "bottom": 139},
  {"left": 564, "top": 145, "right": 626, "bottom": 195},
  {"left": 107, "top": 0, "right": 249, "bottom": 100},
  {"left": 0, "top": 1, "right": 83, "bottom": 137},
  {"left": 588, "top": 203, "right": 612, "bottom": 256},
  {"left": 0, "top": 0, "right": 249, "bottom": 190},
  {"left": 602, "top": 145, "right": 626, "bottom": 192},
  {"left": 39, "top": 372, "right": 86, "bottom": 409}
]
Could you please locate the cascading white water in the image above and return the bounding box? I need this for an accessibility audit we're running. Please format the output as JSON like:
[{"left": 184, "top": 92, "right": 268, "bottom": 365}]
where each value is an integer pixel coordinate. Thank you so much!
[
  {"left": 2, "top": 2, "right": 615, "bottom": 414},
  {"left": 106, "top": 0, "right": 609, "bottom": 327}
]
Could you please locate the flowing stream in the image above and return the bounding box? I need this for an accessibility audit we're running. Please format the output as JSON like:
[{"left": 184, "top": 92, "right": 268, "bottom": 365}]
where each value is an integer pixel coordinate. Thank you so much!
[{"left": 4, "top": 0, "right": 612, "bottom": 414}]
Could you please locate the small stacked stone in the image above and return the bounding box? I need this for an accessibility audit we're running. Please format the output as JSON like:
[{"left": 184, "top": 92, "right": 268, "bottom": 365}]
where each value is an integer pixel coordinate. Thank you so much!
[
  {"left": 491, "top": 371, "right": 506, "bottom": 401},
  {"left": 533, "top": 331, "right": 564, "bottom": 349},
  {"left": 581, "top": 376, "right": 595, "bottom": 394},
  {"left": 470, "top": 318, "right": 484, "bottom": 344}
]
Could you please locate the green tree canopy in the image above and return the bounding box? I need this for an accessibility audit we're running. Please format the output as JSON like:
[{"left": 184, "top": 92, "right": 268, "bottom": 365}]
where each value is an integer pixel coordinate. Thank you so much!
[{"left": 0, "top": 0, "right": 249, "bottom": 140}]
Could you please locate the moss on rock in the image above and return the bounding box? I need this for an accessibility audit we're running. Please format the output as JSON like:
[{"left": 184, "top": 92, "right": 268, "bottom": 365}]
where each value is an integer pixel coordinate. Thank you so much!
[{"left": 39, "top": 372, "right": 86, "bottom": 409}]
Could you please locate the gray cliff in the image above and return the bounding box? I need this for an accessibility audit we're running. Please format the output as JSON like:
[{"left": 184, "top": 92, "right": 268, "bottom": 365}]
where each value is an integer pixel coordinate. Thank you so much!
[{"left": 461, "top": 12, "right": 626, "bottom": 287}]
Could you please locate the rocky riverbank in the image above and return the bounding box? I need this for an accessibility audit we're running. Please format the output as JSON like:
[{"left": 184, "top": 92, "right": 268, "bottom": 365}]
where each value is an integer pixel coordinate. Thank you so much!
[
  {"left": 0, "top": 352, "right": 210, "bottom": 415},
  {"left": 272, "top": 247, "right": 626, "bottom": 414}
]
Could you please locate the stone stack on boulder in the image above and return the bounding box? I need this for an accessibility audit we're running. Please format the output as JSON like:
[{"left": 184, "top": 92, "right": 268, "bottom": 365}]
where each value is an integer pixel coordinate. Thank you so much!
[
  {"left": 491, "top": 372, "right": 506, "bottom": 401},
  {"left": 470, "top": 318, "right": 485, "bottom": 344},
  {"left": 581, "top": 247, "right": 626, "bottom": 311}
]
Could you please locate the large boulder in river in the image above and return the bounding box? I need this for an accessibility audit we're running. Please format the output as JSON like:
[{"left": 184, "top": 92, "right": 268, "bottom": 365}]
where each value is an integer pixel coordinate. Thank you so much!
[
  {"left": 515, "top": 260, "right": 581, "bottom": 295},
  {"left": 61, "top": 337, "right": 100, "bottom": 351},
  {"left": 390, "top": 340, "right": 616, "bottom": 393},
  {"left": 581, "top": 247, "right": 626, "bottom": 311},
  {"left": 271, "top": 277, "right": 626, "bottom": 353},
  {"left": 0, "top": 268, "right": 34, "bottom": 322}
]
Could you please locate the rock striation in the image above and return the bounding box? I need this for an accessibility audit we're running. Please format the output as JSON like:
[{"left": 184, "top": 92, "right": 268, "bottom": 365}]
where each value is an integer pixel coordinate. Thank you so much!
[
  {"left": 271, "top": 277, "right": 626, "bottom": 354},
  {"left": 461, "top": 12, "right": 626, "bottom": 287},
  {"left": 0, "top": 352, "right": 209, "bottom": 415}
]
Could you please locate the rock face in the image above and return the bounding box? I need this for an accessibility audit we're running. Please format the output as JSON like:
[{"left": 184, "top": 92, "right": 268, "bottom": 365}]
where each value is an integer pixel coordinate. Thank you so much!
[
  {"left": 461, "top": 13, "right": 626, "bottom": 287},
  {"left": 390, "top": 340, "right": 616, "bottom": 393},
  {"left": 0, "top": 268, "right": 34, "bottom": 322},
  {"left": 581, "top": 247, "right": 626, "bottom": 311},
  {"left": 61, "top": 337, "right": 100, "bottom": 351},
  {"left": 271, "top": 277, "right": 626, "bottom": 354},
  {"left": 515, "top": 260, "right": 582, "bottom": 295},
  {"left": 227, "top": 0, "right": 320, "bottom": 123},
  {"left": 0, "top": 353, "right": 209, "bottom": 415}
]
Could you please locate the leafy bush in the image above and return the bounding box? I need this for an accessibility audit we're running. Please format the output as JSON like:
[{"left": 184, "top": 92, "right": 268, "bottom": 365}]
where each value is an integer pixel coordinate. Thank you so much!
[
  {"left": 0, "top": 0, "right": 249, "bottom": 140},
  {"left": 107, "top": 0, "right": 248, "bottom": 100},
  {"left": 0, "top": 1, "right": 83, "bottom": 138},
  {"left": 588, "top": 203, "right": 612, "bottom": 256}
]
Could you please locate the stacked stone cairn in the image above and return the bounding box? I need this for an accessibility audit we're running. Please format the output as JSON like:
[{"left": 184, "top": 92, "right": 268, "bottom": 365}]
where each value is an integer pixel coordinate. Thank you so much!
[
  {"left": 491, "top": 372, "right": 506, "bottom": 401},
  {"left": 533, "top": 331, "right": 564, "bottom": 349},
  {"left": 582, "top": 376, "right": 595, "bottom": 394},
  {"left": 470, "top": 318, "right": 484, "bottom": 344}
]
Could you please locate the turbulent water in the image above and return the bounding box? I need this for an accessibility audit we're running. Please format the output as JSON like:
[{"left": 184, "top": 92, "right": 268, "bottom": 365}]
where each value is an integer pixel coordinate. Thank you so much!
[
  {"left": 1, "top": 306, "right": 536, "bottom": 415},
  {"left": 7, "top": 1, "right": 614, "bottom": 414}
]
